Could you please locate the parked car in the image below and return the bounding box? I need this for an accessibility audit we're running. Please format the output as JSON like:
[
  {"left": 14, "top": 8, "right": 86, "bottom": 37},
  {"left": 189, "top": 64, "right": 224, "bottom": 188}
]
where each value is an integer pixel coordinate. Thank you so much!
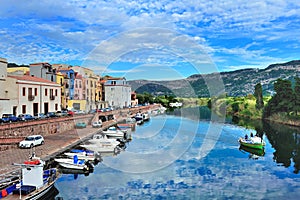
[
  {"left": 34, "top": 113, "right": 48, "bottom": 120},
  {"left": 19, "top": 135, "right": 44, "bottom": 148},
  {"left": 67, "top": 110, "right": 74, "bottom": 116},
  {"left": 89, "top": 109, "right": 97, "bottom": 114},
  {"left": 46, "top": 112, "right": 57, "bottom": 118},
  {"left": 92, "top": 120, "right": 102, "bottom": 128},
  {"left": 75, "top": 122, "right": 86, "bottom": 129},
  {"left": 61, "top": 110, "right": 69, "bottom": 116},
  {"left": 1, "top": 114, "right": 19, "bottom": 123},
  {"left": 18, "top": 114, "right": 35, "bottom": 121}
]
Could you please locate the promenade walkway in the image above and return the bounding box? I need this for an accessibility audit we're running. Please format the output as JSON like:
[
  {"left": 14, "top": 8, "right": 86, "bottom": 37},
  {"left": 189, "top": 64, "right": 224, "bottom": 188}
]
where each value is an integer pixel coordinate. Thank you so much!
[
  {"left": 0, "top": 104, "right": 162, "bottom": 177},
  {"left": 0, "top": 121, "right": 115, "bottom": 176}
]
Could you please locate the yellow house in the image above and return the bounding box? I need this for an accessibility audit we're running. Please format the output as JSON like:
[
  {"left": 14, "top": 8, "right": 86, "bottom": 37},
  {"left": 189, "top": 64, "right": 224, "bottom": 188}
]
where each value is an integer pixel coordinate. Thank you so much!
[
  {"left": 56, "top": 72, "right": 66, "bottom": 110},
  {"left": 7, "top": 67, "right": 29, "bottom": 75}
]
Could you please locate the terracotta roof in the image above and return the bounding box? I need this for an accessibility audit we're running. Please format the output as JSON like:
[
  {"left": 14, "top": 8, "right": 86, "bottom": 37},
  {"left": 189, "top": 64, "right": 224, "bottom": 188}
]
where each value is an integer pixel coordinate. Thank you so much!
[
  {"left": 76, "top": 74, "right": 83, "bottom": 79},
  {"left": 8, "top": 75, "right": 58, "bottom": 85}
]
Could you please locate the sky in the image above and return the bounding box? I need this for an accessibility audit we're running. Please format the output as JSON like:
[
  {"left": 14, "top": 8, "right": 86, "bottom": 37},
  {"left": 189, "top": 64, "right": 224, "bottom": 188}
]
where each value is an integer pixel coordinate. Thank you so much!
[{"left": 0, "top": 0, "right": 300, "bottom": 80}]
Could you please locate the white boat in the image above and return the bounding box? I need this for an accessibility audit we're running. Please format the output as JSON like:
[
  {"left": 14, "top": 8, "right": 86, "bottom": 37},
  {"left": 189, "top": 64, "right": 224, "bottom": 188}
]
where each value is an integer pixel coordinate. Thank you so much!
[
  {"left": 143, "top": 112, "right": 150, "bottom": 121},
  {"left": 126, "top": 117, "right": 136, "bottom": 123},
  {"left": 88, "top": 134, "right": 120, "bottom": 146},
  {"left": 3, "top": 155, "right": 59, "bottom": 200},
  {"left": 54, "top": 155, "right": 92, "bottom": 171},
  {"left": 80, "top": 143, "right": 120, "bottom": 153},
  {"left": 134, "top": 112, "right": 143, "bottom": 121},
  {"left": 102, "top": 126, "right": 126, "bottom": 139},
  {"left": 64, "top": 149, "right": 100, "bottom": 161}
]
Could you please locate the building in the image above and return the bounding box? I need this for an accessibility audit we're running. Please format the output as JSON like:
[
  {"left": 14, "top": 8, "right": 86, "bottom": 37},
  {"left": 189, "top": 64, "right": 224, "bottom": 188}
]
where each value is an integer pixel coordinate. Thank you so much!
[
  {"left": 8, "top": 75, "right": 61, "bottom": 115},
  {"left": 103, "top": 77, "right": 131, "bottom": 109},
  {"left": 72, "top": 66, "right": 106, "bottom": 111},
  {"left": 7, "top": 67, "right": 29, "bottom": 75},
  {"left": 0, "top": 59, "right": 61, "bottom": 116},
  {"left": 29, "top": 62, "right": 57, "bottom": 82}
]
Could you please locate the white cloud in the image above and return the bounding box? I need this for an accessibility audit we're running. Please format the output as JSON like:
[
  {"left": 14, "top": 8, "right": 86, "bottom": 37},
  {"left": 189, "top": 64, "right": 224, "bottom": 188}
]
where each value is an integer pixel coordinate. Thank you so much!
[{"left": 0, "top": 0, "right": 299, "bottom": 76}]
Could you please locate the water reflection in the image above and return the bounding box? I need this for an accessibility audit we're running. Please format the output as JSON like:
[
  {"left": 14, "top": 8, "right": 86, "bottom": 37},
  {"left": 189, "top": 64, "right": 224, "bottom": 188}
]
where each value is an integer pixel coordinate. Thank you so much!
[
  {"left": 239, "top": 145, "right": 265, "bottom": 159},
  {"left": 233, "top": 117, "right": 300, "bottom": 174},
  {"left": 172, "top": 106, "right": 300, "bottom": 174}
]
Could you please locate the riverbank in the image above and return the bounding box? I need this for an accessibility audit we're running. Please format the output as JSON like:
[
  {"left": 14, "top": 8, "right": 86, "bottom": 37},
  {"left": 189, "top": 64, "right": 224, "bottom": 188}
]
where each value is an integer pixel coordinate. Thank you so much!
[
  {"left": 0, "top": 104, "right": 162, "bottom": 176},
  {"left": 179, "top": 96, "right": 300, "bottom": 127}
]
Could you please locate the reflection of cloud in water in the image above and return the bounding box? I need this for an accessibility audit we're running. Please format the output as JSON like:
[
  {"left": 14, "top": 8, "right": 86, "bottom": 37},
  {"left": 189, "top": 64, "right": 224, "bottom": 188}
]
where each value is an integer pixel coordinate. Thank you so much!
[{"left": 56, "top": 119, "right": 300, "bottom": 199}]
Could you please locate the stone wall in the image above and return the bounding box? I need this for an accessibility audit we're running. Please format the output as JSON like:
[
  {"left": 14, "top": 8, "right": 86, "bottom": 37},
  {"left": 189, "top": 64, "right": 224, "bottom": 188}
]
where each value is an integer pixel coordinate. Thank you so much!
[{"left": 0, "top": 115, "right": 93, "bottom": 139}]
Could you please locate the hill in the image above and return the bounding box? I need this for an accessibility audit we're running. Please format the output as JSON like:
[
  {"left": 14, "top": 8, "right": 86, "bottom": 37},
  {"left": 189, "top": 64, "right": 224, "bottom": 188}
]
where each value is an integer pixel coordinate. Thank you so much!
[{"left": 128, "top": 60, "right": 300, "bottom": 97}]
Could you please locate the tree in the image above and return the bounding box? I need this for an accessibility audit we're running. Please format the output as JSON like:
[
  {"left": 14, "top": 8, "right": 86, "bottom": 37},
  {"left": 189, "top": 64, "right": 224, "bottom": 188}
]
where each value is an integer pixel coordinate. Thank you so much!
[
  {"left": 136, "top": 94, "right": 145, "bottom": 104},
  {"left": 254, "top": 83, "right": 264, "bottom": 110},
  {"left": 294, "top": 77, "right": 300, "bottom": 115},
  {"left": 263, "top": 78, "right": 294, "bottom": 118}
]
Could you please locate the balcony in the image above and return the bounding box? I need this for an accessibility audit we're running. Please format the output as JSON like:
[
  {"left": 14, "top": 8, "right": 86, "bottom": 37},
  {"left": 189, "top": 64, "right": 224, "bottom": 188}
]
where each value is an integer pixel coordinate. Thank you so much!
[
  {"left": 50, "top": 95, "right": 55, "bottom": 100},
  {"left": 28, "top": 94, "right": 35, "bottom": 101}
]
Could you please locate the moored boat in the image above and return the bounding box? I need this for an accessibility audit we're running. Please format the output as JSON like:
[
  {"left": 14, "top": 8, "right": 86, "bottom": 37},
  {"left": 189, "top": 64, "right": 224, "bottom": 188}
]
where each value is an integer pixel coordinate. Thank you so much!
[
  {"left": 142, "top": 112, "right": 150, "bottom": 121},
  {"left": 54, "top": 155, "right": 93, "bottom": 171},
  {"left": 64, "top": 149, "right": 100, "bottom": 161},
  {"left": 1, "top": 155, "right": 59, "bottom": 200},
  {"left": 80, "top": 143, "right": 120, "bottom": 154},
  {"left": 134, "top": 112, "right": 143, "bottom": 122},
  {"left": 238, "top": 136, "right": 266, "bottom": 150},
  {"left": 102, "top": 127, "right": 126, "bottom": 139}
]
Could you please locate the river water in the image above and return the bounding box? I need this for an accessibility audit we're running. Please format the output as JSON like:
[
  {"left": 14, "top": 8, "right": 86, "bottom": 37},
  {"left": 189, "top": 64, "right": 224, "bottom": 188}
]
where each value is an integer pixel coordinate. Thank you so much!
[{"left": 53, "top": 107, "right": 300, "bottom": 199}]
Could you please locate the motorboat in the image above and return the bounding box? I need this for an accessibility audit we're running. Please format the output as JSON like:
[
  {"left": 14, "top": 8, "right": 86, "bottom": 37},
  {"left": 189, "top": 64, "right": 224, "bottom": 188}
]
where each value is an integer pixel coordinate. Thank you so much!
[
  {"left": 1, "top": 155, "right": 59, "bottom": 200},
  {"left": 64, "top": 149, "right": 101, "bottom": 161},
  {"left": 143, "top": 112, "right": 150, "bottom": 121},
  {"left": 80, "top": 143, "right": 120, "bottom": 154},
  {"left": 134, "top": 112, "right": 143, "bottom": 122},
  {"left": 54, "top": 155, "right": 93, "bottom": 171},
  {"left": 238, "top": 136, "right": 266, "bottom": 150},
  {"left": 102, "top": 126, "right": 125, "bottom": 139},
  {"left": 88, "top": 134, "right": 120, "bottom": 146}
]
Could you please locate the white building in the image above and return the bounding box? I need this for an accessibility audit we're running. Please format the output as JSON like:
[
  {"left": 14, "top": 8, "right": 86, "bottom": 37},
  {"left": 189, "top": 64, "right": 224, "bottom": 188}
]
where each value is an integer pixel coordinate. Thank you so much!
[
  {"left": 104, "top": 77, "right": 131, "bottom": 109},
  {"left": 0, "top": 58, "right": 61, "bottom": 116},
  {"left": 8, "top": 75, "right": 61, "bottom": 115}
]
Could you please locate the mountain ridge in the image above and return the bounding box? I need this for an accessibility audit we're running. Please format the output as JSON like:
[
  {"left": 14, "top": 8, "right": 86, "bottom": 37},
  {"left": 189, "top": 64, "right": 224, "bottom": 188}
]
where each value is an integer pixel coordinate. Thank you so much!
[{"left": 128, "top": 60, "right": 300, "bottom": 97}]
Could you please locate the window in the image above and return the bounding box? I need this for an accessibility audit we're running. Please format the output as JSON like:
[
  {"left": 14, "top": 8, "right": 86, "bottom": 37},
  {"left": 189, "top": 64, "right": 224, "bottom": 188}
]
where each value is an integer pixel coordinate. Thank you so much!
[
  {"left": 34, "top": 88, "right": 38, "bottom": 96},
  {"left": 22, "top": 105, "right": 26, "bottom": 114},
  {"left": 55, "top": 89, "right": 57, "bottom": 96},
  {"left": 55, "top": 104, "right": 58, "bottom": 110},
  {"left": 50, "top": 89, "right": 53, "bottom": 97},
  {"left": 22, "top": 87, "right": 26, "bottom": 96},
  {"left": 28, "top": 88, "right": 32, "bottom": 96},
  {"left": 45, "top": 89, "right": 48, "bottom": 96}
]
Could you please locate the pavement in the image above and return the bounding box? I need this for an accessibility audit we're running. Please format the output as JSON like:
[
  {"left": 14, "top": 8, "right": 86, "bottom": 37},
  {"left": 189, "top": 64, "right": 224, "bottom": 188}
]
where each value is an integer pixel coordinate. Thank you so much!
[{"left": 0, "top": 120, "right": 116, "bottom": 176}]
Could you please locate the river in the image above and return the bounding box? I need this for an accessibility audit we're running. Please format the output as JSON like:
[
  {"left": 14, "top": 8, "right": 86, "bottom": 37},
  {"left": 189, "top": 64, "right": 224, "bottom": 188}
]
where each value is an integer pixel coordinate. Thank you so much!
[{"left": 53, "top": 106, "right": 300, "bottom": 199}]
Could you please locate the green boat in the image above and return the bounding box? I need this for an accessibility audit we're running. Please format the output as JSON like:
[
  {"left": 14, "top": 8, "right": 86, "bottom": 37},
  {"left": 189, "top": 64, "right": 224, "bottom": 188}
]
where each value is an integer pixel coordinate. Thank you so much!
[{"left": 238, "top": 136, "right": 266, "bottom": 150}]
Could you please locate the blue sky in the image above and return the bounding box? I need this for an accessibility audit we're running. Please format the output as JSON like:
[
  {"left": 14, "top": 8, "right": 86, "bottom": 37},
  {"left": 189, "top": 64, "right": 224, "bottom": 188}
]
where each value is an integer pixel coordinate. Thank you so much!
[{"left": 0, "top": 0, "right": 300, "bottom": 80}]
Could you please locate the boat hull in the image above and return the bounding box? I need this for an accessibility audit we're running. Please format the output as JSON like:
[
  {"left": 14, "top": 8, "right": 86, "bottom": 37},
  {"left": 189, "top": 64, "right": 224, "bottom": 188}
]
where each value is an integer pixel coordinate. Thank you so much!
[{"left": 54, "top": 159, "right": 89, "bottom": 170}]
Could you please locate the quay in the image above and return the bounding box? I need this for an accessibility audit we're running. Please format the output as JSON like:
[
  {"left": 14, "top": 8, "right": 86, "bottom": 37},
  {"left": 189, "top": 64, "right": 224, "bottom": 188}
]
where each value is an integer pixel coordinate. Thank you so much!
[{"left": 0, "top": 105, "right": 162, "bottom": 177}]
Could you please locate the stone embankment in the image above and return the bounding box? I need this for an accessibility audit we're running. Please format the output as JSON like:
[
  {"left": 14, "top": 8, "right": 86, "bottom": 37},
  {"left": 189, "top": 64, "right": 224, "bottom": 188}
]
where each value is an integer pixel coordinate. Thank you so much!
[{"left": 0, "top": 104, "right": 162, "bottom": 176}]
